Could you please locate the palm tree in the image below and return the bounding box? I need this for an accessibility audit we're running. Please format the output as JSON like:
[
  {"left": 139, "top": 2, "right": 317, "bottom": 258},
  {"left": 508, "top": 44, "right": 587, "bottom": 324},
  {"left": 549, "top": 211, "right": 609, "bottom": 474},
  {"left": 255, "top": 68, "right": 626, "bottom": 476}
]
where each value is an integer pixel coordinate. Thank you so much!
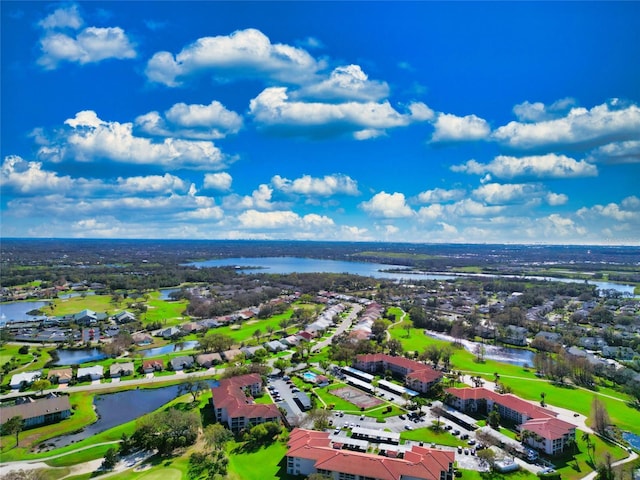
[
  {"left": 540, "top": 391, "right": 546, "bottom": 407},
  {"left": 4, "top": 416, "right": 22, "bottom": 447}
]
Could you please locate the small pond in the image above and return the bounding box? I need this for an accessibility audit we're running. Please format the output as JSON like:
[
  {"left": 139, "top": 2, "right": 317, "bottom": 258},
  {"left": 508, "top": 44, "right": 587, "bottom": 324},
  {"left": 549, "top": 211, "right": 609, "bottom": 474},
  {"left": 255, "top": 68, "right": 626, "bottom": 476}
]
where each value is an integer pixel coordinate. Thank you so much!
[
  {"left": 425, "top": 330, "right": 535, "bottom": 367},
  {"left": 623, "top": 431, "right": 640, "bottom": 450},
  {"left": 158, "top": 288, "right": 180, "bottom": 300},
  {"left": 141, "top": 341, "right": 199, "bottom": 357},
  {"left": 52, "top": 348, "right": 107, "bottom": 366},
  {"left": 0, "top": 300, "right": 50, "bottom": 325},
  {"left": 47, "top": 380, "right": 219, "bottom": 448}
]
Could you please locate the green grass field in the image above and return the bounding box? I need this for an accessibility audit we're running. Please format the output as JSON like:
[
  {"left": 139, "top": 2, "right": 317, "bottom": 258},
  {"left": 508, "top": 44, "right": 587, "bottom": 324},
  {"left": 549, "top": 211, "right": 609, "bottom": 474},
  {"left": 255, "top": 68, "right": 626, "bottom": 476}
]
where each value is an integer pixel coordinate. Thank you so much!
[
  {"left": 389, "top": 323, "right": 640, "bottom": 435},
  {"left": 227, "top": 440, "right": 291, "bottom": 480}
]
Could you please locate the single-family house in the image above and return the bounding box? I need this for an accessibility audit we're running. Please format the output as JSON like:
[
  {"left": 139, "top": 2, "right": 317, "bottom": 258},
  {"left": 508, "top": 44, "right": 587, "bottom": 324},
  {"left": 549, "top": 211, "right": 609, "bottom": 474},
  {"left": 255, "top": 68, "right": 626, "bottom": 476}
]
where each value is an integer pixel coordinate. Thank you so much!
[
  {"left": 499, "top": 325, "right": 529, "bottom": 347},
  {"left": 181, "top": 322, "right": 201, "bottom": 334},
  {"left": 77, "top": 365, "right": 103, "bottom": 381},
  {"left": 241, "top": 346, "right": 266, "bottom": 358},
  {"left": 109, "top": 362, "right": 134, "bottom": 378},
  {"left": 132, "top": 332, "right": 153, "bottom": 345},
  {"left": 74, "top": 309, "right": 99, "bottom": 326},
  {"left": 170, "top": 356, "right": 194, "bottom": 371},
  {"left": 158, "top": 326, "right": 181, "bottom": 339},
  {"left": 280, "top": 335, "right": 300, "bottom": 347},
  {"left": 10, "top": 371, "right": 42, "bottom": 389},
  {"left": 222, "top": 349, "right": 244, "bottom": 363},
  {"left": 196, "top": 353, "right": 222, "bottom": 368},
  {"left": 48, "top": 368, "right": 72, "bottom": 384},
  {"left": 114, "top": 311, "right": 136, "bottom": 324},
  {"left": 264, "top": 340, "right": 287, "bottom": 352},
  {"left": 142, "top": 359, "right": 164, "bottom": 373},
  {"left": 0, "top": 395, "right": 72, "bottom": 429}
]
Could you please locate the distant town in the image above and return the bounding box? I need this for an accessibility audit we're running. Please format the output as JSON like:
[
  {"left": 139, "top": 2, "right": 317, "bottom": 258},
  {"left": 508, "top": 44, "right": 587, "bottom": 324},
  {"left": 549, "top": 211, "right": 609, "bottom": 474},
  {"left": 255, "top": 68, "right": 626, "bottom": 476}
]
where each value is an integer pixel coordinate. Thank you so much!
[{"left": 1, "top": 239, "right": 639, "bottom": 480}]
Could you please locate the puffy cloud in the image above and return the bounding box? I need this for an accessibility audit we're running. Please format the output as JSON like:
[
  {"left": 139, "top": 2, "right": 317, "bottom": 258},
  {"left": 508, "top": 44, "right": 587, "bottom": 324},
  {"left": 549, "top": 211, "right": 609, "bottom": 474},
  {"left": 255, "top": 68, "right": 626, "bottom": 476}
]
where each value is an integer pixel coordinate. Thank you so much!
[
  {"left": 539, "top": 214, "right": 586, "bottom": 238},
  {"left": 249, "top": 87, "right": 430, "bottom": 139},
  {"left": 360, "top": 192, "right": 414, "bottom": 218},
  {"left": 431, "top": 113, "right": 491, "bottom": 142},
  {"left": 294, "top": 65, "right": 389, "bottom": 102},
  {"left": 416, "top": 188, "right": 465, "bottom": 204},
  {"left": 222, "top": 184, "right": 279, "bottom": 211},
  {"left": 512, "top": 98, "right": 576, "bottom": 122},
  {"left": 1, "top": 155, "right": 73, "bottom": 193},
  {"left": 39, "top": 5, "right": 83, "bottom": 30},
  {"left": 145, "top": 28, "right": 321, "bottom": 87},
  {"left": 494, "top": 100, "right": 640, "bottom": 149},
  {"left": 38, "top": 5, "right": 136, "bottom": 70},
  {"left": 472, "top": 183, "right": 543, "bottom": 204},
  {"left": 237, "top": 209, "right": 334, "bottom": 229},
  {"left": 203, "top": 172, "right": 233, "bottom": 191},
  {"left": 577, "top": 198, "right": 640, "bottom": 222},
  {"left": 546, "top": 192, "right": 568, "bottom": 206},
  {"left": 446, "top": 198, "right": 505, "bottom": 217},
  {"left": 417, "top": 204, "right": 444, "bottom": 221},
  {"left": 135, "top": 101, "right": 243, "bottom": 140},
  {"left": 37, "top": 110, "right": 229, "bottom": 170},
  {"left": 587, "top": 140, "right": 640, "bottom": 164},
  {"left": 271, "top": 174, "right": 359, "bottom": 197},
  {"left": 179, "top": 206, "right": 224, "bottom": 220},
  {"left": 451, "top": 153, "right": 598, "bottom": 179},
  {"left": 116, "top": 173, "right": 189, "bottom": 194}
]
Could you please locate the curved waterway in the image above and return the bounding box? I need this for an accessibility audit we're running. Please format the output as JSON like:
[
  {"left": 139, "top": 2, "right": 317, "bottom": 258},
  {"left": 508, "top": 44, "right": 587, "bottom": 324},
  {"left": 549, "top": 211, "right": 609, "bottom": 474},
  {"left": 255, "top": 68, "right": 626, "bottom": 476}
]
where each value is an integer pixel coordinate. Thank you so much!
[{"left": 48, "top": 381, "right": 218, "bottom": 448}]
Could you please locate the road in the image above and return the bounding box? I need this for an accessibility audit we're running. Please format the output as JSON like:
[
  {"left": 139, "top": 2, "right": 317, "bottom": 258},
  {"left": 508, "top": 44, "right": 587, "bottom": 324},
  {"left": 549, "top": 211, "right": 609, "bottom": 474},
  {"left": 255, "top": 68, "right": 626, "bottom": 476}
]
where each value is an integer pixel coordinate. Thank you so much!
[{"left": 312, "top": 303, "right": 362, "bottom": 352}]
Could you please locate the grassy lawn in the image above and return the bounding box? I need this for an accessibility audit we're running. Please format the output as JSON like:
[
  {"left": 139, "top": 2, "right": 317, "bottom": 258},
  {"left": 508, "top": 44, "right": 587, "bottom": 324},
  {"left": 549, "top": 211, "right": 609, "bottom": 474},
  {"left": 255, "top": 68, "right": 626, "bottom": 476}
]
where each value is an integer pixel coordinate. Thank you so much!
[
  {"left": 401, "top": 425, "right": 467, "bottom": 447},
  {"left": 51, "top": 295, "right": 123, "bottom": 316},
  {"left": 551, "top": 430, "right": 628, "bottom": 480},
  {"left": 313, "top": 382, "right": 404, "bottom": 419},
  {"left": 389, "top": 324, "right": 640, "bottom": 435},
  {"left": 457, "top": 469, "right": 538, "bottom": 480},
  {"left": 212, "top": 309, "right": 295, "bottom": 344},
  {"left": 143, "top": 293, "right": 189, "bottom": 326},
  {"left": 227, "top": 439, "right": 292, "bottom": 480}
]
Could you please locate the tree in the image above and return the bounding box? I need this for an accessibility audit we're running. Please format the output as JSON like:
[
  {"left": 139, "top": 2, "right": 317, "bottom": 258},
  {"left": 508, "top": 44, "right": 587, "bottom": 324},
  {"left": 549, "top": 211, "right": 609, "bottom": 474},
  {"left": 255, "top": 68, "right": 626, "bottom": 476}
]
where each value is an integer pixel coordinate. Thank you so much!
[
  {"left": 476, "top": 448, "right": 496, "bottom": 468},
  {"left": 423, "top": 345, "right": 441, "bottom": 368},
  {"left": 386, "top": 338, "right": 403, "bottom": 356},
  {"left": 101, "top": 448, "right": 118, "bottom": 471},
  {"left": 3, "top": 416, "right": 23, "bottom": 447},
  {"left": 440, "top": 346, "right": 453, "bottom": 371},
  {"left": 474, "top": 344, "right": 486, "bottom": 363},
  {"left": 31, "top": 379, "right": 51, "bottom": 395},
  {"left": 203, "top": 423, "right": 233, "bottom": 450},
  {"left": 0, "top": 470, "right": 45, "bottom": 480},
  {"left": 179, "top": 376, "right": 210, "bottom": 402},
  {"left": 540, "top": 391, "right": 546, "bottom": 407},
  {"left": 304, "top": 409, "right": 332, "bottom": 430},
  {"left": 582, "top": 432, "right": 595, "bottom": 465},
  {"left": 197, "top": 333, "right": 234, "bottom": 353},
  {"left": 253, "top": 328, "right": 262, "bottom": 342},
  {"left": 590, "top": 397, "right": 610, "bottom": 435},
  {"left": 596, "top": 452, "right": 615, "bottom": 480},
  {"left": 487, "top": 406, "right": 500, "bottom": 428},
  {"left": 132, "top": 408, "right": 201, "bottom": 455},
  {"left": 273, "top": 358, "right": 290, "bottom": 375}
]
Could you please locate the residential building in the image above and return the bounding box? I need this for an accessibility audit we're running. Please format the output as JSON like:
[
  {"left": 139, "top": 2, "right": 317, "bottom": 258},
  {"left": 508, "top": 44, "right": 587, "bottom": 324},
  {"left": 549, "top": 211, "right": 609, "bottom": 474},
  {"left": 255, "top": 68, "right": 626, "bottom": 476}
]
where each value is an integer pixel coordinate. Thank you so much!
[
  {"left": 354, "top": 353, "right": 443, "bottom": 393},
  {"left": 0, "top": 395, "right": 72, "bottom": 429},
  {"left": 170, "top": 356, "right": 194, "bottom": 371},
  {"left": 10, "top": 371, "right": 41, "bottom": 390},
  {"left": 445, "top": 387, "right": 576, "bottom": 455},
  {"left": 48, "top": 368, "right": 72, "bottom": 384},
  {"left": 196, "top": 353, "right": 222, "bottom": 368},
  {"left": 210, "top": 373, "right": 281, "bottom": 432},
  {"left": 109, "top": 362, "right": 134, "bottom": 377},
  {"left": 286, "top": 427, "right": 455, "bottom": 480},
  {"left": 114, "top": 311, "right": 136, "bottom": 324},
  {"left": 77, "top": 365, "right": 103, "bottom": 381},
  {"left": 142, "top": 359, "right": 164, "bottom": 373}
]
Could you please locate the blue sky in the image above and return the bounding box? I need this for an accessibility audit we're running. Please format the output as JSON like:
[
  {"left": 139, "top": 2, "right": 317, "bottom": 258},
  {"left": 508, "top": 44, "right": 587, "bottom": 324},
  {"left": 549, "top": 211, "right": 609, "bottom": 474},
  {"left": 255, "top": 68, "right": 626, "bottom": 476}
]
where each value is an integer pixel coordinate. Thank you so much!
[{"left": 2, "top": 1, "right": 639, "bottom": 244}]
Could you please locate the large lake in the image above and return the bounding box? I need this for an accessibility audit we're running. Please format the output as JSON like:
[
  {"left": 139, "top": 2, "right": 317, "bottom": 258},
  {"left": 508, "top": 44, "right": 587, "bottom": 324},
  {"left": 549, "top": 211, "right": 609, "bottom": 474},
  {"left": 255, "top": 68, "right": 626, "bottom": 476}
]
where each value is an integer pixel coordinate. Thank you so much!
[{"left": 187, "top": 256, "right": 635, "bottom": 295}]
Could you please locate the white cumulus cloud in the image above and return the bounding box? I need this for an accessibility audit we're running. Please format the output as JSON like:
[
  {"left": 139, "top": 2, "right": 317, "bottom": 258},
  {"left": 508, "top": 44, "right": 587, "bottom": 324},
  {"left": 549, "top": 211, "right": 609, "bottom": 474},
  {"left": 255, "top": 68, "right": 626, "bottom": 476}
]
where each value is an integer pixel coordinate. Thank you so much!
[
  {"left": 38, "top": 5, "right": 136, "bottom": 70},
  {"left": 203, "top": 172, "right": 233, "bottom": 191},
  {"left": 135, "top": 101, "right": 243, "bottom": 140},
  {"left": 587, "top": 140, "right": 640, "bottom": 164},
  {"left": 294, "top": 64, "right": 389, "bottom": 102},
  {"left": 451, "top": 153, "right": 598, "bottom": 179},
  {"left": 1, "top": 155, "right": 73, "bottom": 193},
  {"left": 472, "top": 183, "right": 543, "bottom": 204},
  {"left": 512, "top": 98, "right": 576, "bottom": 122},
  {"left": 494, "top": 100, "right": 640, "bottom": 149},
  {"left": 431, "top": 113, "right": 491, "bottom": 142},
  {"left": 249, "top": 87, "right": 430, "bottom": 139},
  {"left": 546, "top": 192, "right": 569, "bottom": 206},
  {"left": 116, "top": 173, "right": 189, "bottom": 194},
  {"left": 37, "top": 110, "right": 229, "bottom": 170},
  {"left": 416, "top": 188, "right": 465, "bottom": 204},
  {"left": 360, "top": 192, "right": 414, "bottom": 218},
  {"left": 271, "top": 174, "right": 359, "bottom": 197},
  {"left": 145, "top": 28, "right": 321, "bottom": 87}
]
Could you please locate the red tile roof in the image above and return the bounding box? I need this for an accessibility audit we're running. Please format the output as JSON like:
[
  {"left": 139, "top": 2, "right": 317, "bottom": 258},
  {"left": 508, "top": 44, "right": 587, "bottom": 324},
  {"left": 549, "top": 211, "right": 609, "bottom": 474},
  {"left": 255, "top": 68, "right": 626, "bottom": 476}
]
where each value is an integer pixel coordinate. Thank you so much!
[
  {"left": 447, "top": 387, "right": 557, "bottom": 421},
  {"left": 356, "top": 353, "right": 443, "bottom": 382},
  {"left": 212, "top": 373, "right": 281, "bottom": 420},
  {"left": 287, "top": 428, "right": 453, "bottom": 480},
  {"left": 521, "top": 417, "right": 576, "bottom": 440}
]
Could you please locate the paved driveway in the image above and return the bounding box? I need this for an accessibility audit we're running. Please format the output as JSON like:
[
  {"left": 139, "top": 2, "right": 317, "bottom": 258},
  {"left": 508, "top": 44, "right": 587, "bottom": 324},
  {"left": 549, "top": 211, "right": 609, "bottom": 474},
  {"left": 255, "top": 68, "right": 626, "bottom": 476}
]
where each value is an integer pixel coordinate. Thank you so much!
[{"left": 267, "top": 377, "right": 306, "bottom": 426}]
